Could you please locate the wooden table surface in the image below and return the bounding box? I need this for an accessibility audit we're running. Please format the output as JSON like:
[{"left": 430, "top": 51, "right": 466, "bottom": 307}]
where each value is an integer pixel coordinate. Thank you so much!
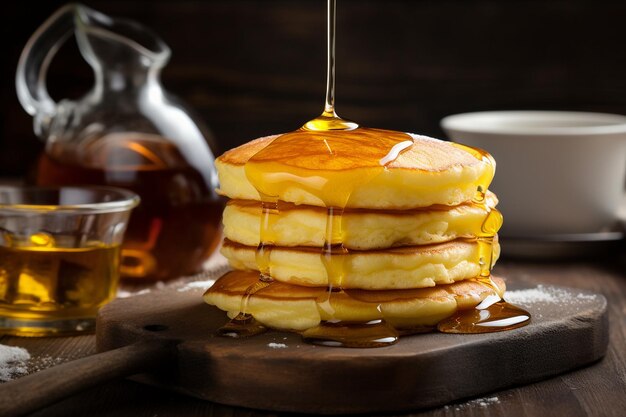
[{"left": 1, "top": 254, "right": 625, "bottom": 417}]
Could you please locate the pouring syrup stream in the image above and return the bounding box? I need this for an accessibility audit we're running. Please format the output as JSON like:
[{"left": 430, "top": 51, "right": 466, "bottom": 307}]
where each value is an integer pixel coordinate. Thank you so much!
[{"left": 302, "top": 0, "right": 358, "bottom": 132}]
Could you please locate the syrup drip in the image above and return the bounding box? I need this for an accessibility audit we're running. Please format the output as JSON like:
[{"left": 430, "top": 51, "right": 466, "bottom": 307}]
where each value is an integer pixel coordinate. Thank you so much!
[
  {"left": 438, "top": 148, "right": 530, "bottom": 333},
  {"left": 316, "top": 207, "right": 347, "bottom": 318},
  {"left": 218, "top": 198, "right": 278, "bottom": 337},
  {"left": 304, "top": 207, "right": 398, "bottom": 348},
  {"left": 436, "top": 293, "right": 530, "bottom": 333},
  {"left": 256, "top": 198, "right": 279, "bottom": 282}
]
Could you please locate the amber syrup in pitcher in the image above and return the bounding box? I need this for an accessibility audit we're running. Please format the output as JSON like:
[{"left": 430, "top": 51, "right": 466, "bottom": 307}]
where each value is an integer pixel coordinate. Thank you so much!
[{"left": 36, "top": 133, "right": 223, "bottom": 281}]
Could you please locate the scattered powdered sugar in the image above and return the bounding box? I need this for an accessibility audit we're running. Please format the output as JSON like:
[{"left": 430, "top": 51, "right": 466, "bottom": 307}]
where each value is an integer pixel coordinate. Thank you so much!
[
  {"left": 117, "top": 288, "right": 152, "bottom": 298},
  {"left": 506, "top": 285, "right": 597, "bottom": 306},
  {"left": 505, "top": 287, "right": 559, "bottom": 304},
  {"left": 117, "top": 282, "right": 166, "bottom": 298},
  {"left": 476, "top": 396, "right": 500, "bottom": 407},
  {"left": 444, "top": 396, "right": 500, "bottom": 411},
  {"left": 115, "top": 253, "right": 229, "bottom": 298},
  {"left": 0, "top": 350, "right": 89, "bottom": 382},
  {"left": 177, "top": 279, "right": 215, "bottom": 292},
  {"left": 267, "top": 343, "right": 288, "bottom": 349},
  {"left": 0, "top": 344, "right": 31, "bottom": 382},
  {"left": 575, "top": 292, "right": 598, "bottom": 301},
  {"left": 27, "top": 355, "right": 68, "bottom": 373}
]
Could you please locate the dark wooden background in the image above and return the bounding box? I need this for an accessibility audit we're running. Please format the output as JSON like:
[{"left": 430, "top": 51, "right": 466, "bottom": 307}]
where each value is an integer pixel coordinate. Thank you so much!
[{"left": 3, "top": 0, "right": 626, "bottom": 178}]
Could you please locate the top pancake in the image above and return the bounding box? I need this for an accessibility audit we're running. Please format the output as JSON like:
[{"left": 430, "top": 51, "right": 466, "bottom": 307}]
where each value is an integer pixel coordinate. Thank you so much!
[{"left": 216, "top": 129, "right": 495, "bottom": 209}]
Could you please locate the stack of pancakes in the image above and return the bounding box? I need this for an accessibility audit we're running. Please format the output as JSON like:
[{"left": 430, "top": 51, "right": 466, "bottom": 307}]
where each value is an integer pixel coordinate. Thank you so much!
[{"left": 204, "top": 131, "right": 504, "bottom": 332}]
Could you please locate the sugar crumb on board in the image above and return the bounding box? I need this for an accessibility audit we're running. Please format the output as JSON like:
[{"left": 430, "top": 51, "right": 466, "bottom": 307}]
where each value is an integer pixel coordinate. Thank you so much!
[
  {"left": 177, "top": 280, "right": 215, "bottom": 292},
  {"left": 27, "top": 355, "right": 68, "bottom": 373},
  {"left": 117, "top": 288, "right": 152, "bottom": 298},
  {"left": 444, "top": 396, "right": 500, "bottom": 411},
  {"left": 0, "top": 344, "right": 31, "bottom": 382},
  {"left": 117, "top": 279, "right": 215, "bottom": 297},
  {"left": 505, "top": 285, "right": 597, "bottom": 306}
]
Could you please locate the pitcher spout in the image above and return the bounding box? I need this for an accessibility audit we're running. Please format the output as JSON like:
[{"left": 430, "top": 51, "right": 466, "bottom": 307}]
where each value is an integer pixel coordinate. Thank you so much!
[{"left": 74, "top": 4, "right": 171, "bottom": 71}]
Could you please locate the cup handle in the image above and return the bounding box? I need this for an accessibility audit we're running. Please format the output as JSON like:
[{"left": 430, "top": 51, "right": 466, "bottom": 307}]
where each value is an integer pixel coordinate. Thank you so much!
[{"left": 15, "top": 4, "right": 77, "bottom": 139}]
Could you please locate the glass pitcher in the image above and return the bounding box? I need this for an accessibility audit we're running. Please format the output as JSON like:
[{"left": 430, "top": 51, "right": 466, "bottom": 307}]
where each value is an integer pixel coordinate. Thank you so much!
[{"left": 16, "top": 4, "right": 223, "bottom": 281}]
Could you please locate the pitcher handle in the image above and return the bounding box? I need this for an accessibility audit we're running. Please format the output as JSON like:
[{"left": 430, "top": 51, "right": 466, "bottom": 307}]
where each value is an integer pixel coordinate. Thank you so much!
[{"left": 15, "top": 4, "right": 77, "bottom": 139}]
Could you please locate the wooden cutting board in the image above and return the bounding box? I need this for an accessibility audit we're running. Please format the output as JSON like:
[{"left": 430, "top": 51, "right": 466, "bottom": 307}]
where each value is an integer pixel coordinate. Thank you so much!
[{"left": 93, "top": 280, "right": 608, "bottom": 414}]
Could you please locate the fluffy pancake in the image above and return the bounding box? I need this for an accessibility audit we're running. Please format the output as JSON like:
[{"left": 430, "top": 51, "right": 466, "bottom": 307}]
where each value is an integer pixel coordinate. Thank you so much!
[
  {"left": 223, "top": 193, "right": 498, "bottom": 250},
  {"left": 216, "top": 130, "right": 495, "bottom": 209},
  {"left": 204, "top": 270, "right": 506, "bottom": 331},
  {"left": 221, "top": 238, "right": 500, "bottom": 290}
]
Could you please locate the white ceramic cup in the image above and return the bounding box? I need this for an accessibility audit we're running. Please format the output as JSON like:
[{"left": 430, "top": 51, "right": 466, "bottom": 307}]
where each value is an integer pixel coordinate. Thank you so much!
[{"left": 441, "top": 111, "right": 626, "bottom": 237}]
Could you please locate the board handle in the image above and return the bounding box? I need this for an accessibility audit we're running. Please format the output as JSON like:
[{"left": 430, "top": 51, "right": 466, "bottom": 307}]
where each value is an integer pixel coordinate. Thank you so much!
[{"left": 0, "top": 340, "right": 176, "bottom": 417}]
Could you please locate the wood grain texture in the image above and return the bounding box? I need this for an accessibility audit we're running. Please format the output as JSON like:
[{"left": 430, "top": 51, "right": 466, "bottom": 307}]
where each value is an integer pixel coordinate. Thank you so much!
[{"left": 2, "top": 256, "right": 625, "bottom": 416}]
